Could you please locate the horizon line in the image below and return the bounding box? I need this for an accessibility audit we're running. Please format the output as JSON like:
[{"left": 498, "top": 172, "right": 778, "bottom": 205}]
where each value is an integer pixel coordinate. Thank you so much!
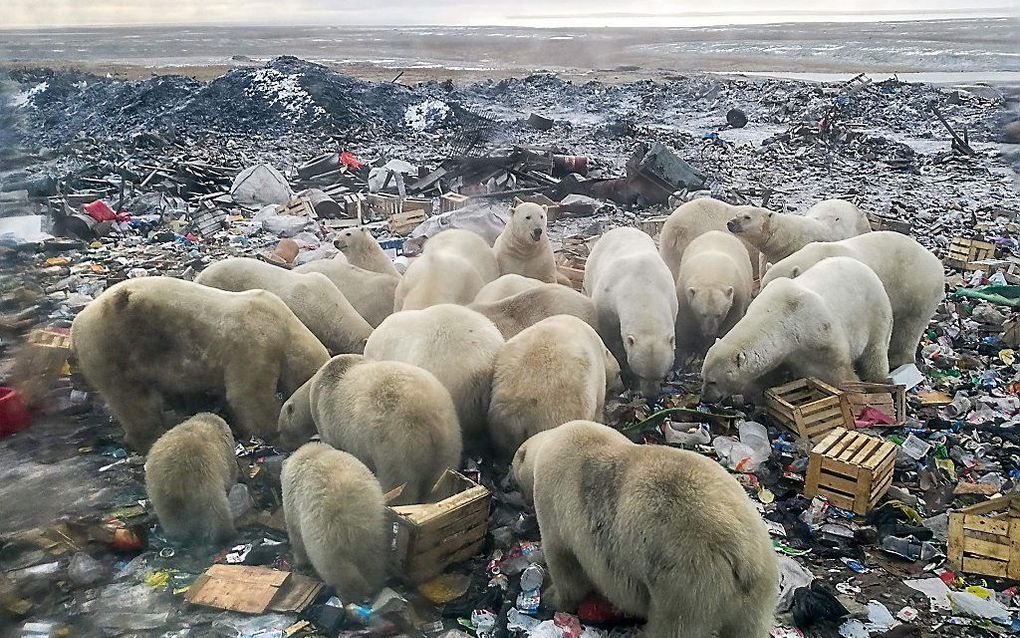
[{"left": 0, "top": 8, "right": 1016, "bottom": 31}]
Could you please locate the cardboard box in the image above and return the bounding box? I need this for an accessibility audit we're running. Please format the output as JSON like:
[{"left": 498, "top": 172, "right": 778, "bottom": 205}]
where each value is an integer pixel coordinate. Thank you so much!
[{"left": 185, "top": 565, "right": 322, "bottom": 614}]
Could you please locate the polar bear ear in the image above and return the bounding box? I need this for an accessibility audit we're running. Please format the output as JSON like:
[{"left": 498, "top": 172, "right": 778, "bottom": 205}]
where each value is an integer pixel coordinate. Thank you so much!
[
  {"left": 686, "top": 287, "right": 696, "bottom": 301},
  {"left": 725, "top": 286, "right": 734, "bottom": 299},
  {"left": 626, "top": 334, "right": 636, "bottom": 346},
  {"left": 790, "top": 266, "right": 800, "bottom": 277},
  {"left": 735, "top": 351, "right": 747, "bottom": 368}
]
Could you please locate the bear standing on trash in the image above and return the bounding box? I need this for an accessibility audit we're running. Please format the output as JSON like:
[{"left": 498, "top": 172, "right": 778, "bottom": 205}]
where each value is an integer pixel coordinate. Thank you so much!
[{"left": 512, "top": 420, "right": 778, "bottom": 638}]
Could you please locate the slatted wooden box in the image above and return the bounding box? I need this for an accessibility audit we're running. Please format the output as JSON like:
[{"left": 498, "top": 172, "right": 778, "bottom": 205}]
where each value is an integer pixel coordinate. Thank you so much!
[
  {"left": 638, "top": 216, "right": 669, "bottom": 239},
  {"left": 948, "top": 496, "right": 1020, "bottom": 580},
  {"left": 945, "top": 236, "right": 996, "bottom": 270},
  {"left": 386, "top": 470, "right": 491, "bottom": 584},
  {"left": 765, "top": 378, "right": 854, "bottom": 442},
  {"left": 805, "top": 428, "right": 897, "bottom": 515},
  {"left": 839, "top": 382, "right": 907, "bottom": 426}
]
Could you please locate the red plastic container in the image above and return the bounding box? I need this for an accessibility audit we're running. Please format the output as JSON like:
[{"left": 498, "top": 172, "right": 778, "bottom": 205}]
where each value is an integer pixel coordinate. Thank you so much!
[{"left": 0, "top": 387, "right": 32, "bottom": 437}]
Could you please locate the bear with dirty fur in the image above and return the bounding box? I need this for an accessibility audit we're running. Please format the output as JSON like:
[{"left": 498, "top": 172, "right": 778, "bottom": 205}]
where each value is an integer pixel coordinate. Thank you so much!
[
  {"left": 470, "top": 283, "right": 598, "bottom": 339},
  {"left": 196, "top": 257, "right": 372, "bottom": 354},
  {"left": 364, "top": 304, "right": 504, "bottom": 444},
  {"left": 488, "top": 315, "right": 622, "bottom": 459},
  {"left": 394, "top": 229, "right": 499, "bottom": 311},
  {"left": 726, "top": 199, "right": 871, "bottom": 265},
  {"left": 295, "top": 257, "right": 399, "bottom": 327},
  {"left": 493, "top": 202, "right": 559, "bottom": 282},
  {"left": 512, "top": 420, "right": 778, "bottom": 638},
  {"left": 278, "top": 354, "right": 462, "bottom": 504},
  {"left": 676, "top": 230, "right": 753, "bottom": 358},
  {"left": 144, "top": 412, "right": 238, "bottom": 545},
  {"left": 474, "top": 273, "right": 546, "bottom": 303},
  {"left": 658, "top": 198, "right": 761, "bottom": 281},
  {"left": 702, "top": 257, "right": 892, "bottom": 401},
  {"left": 334, "top": 226, "right": 400, "bottom": 277},
  {"left": 761, "top": 231, "right": 944, "bottom": 368},
  {"left": 282, "top": 442, "right": 387, "bottom": 601},
  {"left": 583, "top": 227, "right": 677, "bottom": 396},
  {"left": 71, "top": 277, "right": 329, "bottom": 451}
]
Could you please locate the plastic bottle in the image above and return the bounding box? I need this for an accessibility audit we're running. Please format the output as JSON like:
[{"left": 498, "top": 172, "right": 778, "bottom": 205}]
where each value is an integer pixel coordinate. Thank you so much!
[{"left": 738, "top": 420, "right": 771, "bottom": 469}]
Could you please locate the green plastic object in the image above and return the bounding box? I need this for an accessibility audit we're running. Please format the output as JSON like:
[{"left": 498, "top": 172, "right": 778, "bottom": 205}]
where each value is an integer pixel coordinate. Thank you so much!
[{"left": 954, "top": 285, "right": 1020, "bottom": 307}]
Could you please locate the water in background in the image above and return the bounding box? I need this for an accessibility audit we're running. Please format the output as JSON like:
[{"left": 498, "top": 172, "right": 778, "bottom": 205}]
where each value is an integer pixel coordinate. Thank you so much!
[{"left": 1, "top": 18, "right": 1018, "bottom": 75}]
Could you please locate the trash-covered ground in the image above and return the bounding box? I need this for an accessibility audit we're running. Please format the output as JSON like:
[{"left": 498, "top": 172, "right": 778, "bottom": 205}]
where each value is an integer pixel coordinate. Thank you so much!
[{"left": 2, "top": 56, "right": 1020, "bottom": 638}]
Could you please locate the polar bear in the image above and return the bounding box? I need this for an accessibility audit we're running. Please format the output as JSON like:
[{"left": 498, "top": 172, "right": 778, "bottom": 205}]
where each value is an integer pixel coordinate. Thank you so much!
[
  {"left": 470, "top": 283, "right": 598, "bottom": 339},
  {"left": 726, "top": 199, "right": 872, "bottom": 265},
  {"left": 196, "top": 257, "right": 372, "bottom": 354},
  {"left": 364, "top": 304, "right": 504, "bottom": 444},
  {"left": 493, "top": 202, "right": 559, "bottom": 283},
  {"left": 761, "top": 231, "right": 944, "bottom": 368},
  {"left": 583, "top": 227, "right": 677, "bottom": 396},
  {"left": 676, "top": 230, "right": 753, "bottom": 358},
  {"left": 394, "top": 229, "right": 499, "bottom": 311},
  {"left": 281, "top": 442, "right": 387, "bottom": 601},
  {"left": 144, "top": 412, "right": 238, "bottom": 545},
  {"left": 474, "top": 273, "right": 546, "bottom": 303},
  {"left": 488, "top": 315, "right": 622, "bottom": 459},
  {"left": 658, "top": 198, "right": 761, "bottom": 281},
  {"left": 333, "top": 227, "right": 400, "bottom": 277},
  {"left": 512, "top": 420, "right": 777, "bottom": 638},
  {"left": 71, "top": 277, "right": 329, "bottom": 451},
  {"left": 702, "top": 257, "right": 892, "bottom": 401},
  {"left": 295, "top": 258, "right": 399, "bottom": 327},
  {"left": 278, "top": 355, "right": 462, "bottom": 504}
]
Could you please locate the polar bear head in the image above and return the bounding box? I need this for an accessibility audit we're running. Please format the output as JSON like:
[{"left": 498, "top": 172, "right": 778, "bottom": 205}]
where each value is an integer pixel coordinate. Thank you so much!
[
  {"left": 509, "top": 202, "right": 548, "bottom": 244},
  {"left": 624, "top": 331, "right": 675, "bottom": 397},
  {"left": 700, "top": 342, "right": 748, "bottom": 403},
  {"left": 278, "top": 379, "right": 317, "bottom": 451},
  {"left": 686, "top": 285, "right": 734, "bottom": 338},
  {"left": 334, "top": 227, "right": 372, "bottom": 252},
  {"left": 726, "top": 206, "right": 773, "bottom": 241}
]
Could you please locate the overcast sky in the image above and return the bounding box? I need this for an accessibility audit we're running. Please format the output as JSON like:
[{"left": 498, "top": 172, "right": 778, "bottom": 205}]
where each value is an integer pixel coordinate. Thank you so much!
[{"left": 3, "top": 0, "right": 1017, "bottom": 29}]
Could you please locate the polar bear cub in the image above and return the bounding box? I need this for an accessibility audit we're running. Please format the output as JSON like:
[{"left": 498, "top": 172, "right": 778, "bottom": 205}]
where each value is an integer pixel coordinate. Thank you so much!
[
  {"left": 512, "top": 421, "right": 778, "bottom": 638},
  {"left": 145, "top": 413, "right": 238, "bottom": 545},
  {"left": 281, "top": 442, "right": 387, "bottom": 601}
]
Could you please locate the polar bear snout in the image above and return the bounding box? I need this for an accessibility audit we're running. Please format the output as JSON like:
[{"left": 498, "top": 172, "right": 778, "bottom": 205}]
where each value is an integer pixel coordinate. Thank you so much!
[
  {"left": 531, "top": 228, "right": 543, "bottom": 241},
  {"left": 726, "top": 218, "right": 742, "bottom": 233}
]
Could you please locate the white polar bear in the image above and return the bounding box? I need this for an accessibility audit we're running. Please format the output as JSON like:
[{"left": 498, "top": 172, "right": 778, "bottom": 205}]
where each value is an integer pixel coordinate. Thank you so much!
[
  {"left": 363, "top": 304, "right": 504, "bottom": 445},
  {"left": 761, "top": 231, "right": 945, "bottom": 368},
  {"left": 658, "top": 198, "right": 761, "bottom": 281},
  {"left": 676, "top": 230, "right": 753, "bottom": 357},
  {"left": 583, "top": 227, "right": 677, "bottom": 396},
  {"left": 702, "top": 256, "right": 892, "bottom": 401},
  {"left": 195, "top": 257, "right": 372, "bottom": 355},
  {"left": 492, "top": 202, "right": 559, "bottom": 283},
  {"left": 394, "top": 229, "right": 499, "bottom": 311},
  {"left": 474, "top": 273, "right": 546, "bottom": 303},
  {"left": 277, "top": 354, "right": 462, "bottom": 505},
  {"left": 295, "top": 257, "right": 399, "bottom": 327},
  {"left": 333, "top": 227, "right": 400, "bottom": 277},
  {"left": 281, "top": 442, "right": 387, "bottom": 601},
  {"left": 512, "top": 421, "right": 778, "bottom": 638},
  {"left": 726, "top": 199, "right": 872, "bottom": 265},
  {"left": 487, "top": 315, "right": 622, "bottom": 459},
  {"left": 469, "top": 283, "right": 598, "bottom": 339}
]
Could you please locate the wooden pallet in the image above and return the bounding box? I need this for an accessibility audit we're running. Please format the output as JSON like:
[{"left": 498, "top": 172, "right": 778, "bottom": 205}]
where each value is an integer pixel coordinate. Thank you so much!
[
  {"left": 805, "top": 428, "right": 897, "bottom": 515},
  {"left": 440, "top": 192, "right": 470, "bottom": 213},
  {"left": 945, "top": 236, "right": 995, "bottom": 271},
  {"left": 638, "top": 216, "right": 669, "bottom": 239},
  {"left": 764, "top": 378, "right": 853, "bottom": 442},
  {"left": 839, "top": 382, "right": 906, "bottom": 426},
  {"left": 948, "top": 496, "right": 1020, "bottom": 581},
  {"left": 386, "top": 470, "right": 490, "bottom": 583}
]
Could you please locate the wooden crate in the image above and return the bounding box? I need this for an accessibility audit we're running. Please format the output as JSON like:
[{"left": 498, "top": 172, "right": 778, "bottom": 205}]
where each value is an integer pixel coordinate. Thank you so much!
[
  {"left": 638, "top": 216, "right": 669, "bottom": 239},
  {"left": 13, "top": 327, "right": 72, "bottom": 408},
  {"left": 387, "top": 209, "right": 428, "bottom": 237},
  {"left": 805, "top": 428, "right": 897, "bottom": 515},
  {"left": 866, "top": 212, "right": 912, "bottom": 234},
  {"left": 764, "top": 378, "right": 853, "bottom": 442},
  {"left": 555, "top": 253, "right": 586, "bottom": 291},
  {"left": 839, "top": 382, "right": 906, "bottom": 426},
  {"left": 440, "top": 192, "right": 470, "bottom": 213},
  {"left": 945, "top": 236, "right": 995, "bottom": 270},
  {"left": 948, "top": 496, "right": 1020, "bottom": 580},
  {"left": 386, "top": 470, "right": 490, "bottom": 583}
]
